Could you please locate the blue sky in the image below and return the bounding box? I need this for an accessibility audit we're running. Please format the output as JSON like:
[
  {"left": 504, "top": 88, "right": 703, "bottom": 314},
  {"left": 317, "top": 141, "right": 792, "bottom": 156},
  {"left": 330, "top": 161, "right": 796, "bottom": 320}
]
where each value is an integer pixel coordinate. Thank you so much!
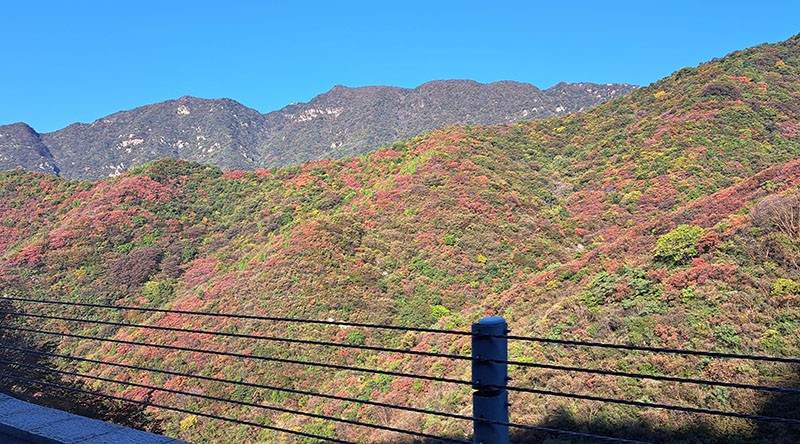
[{"left": 2, "top": 1, "right": 799, "bottom": 132}]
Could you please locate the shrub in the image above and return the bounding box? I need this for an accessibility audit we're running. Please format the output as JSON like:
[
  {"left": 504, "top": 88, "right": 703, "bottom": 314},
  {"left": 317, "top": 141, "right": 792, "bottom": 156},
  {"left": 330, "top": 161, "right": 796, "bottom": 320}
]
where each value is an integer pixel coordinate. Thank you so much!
[
  {"left": 108, "top": 247, "right": 163, "bottom": 288},
  {"left": 772, "top": 278, "right": 800, "bottom": 297},
  {"left": 714, "top": 324, "right": 741, "bottom": 347},
  {"left": 431, "top": 304, "right": 451, "bottom": 320},
  {"left": 701, "top": 83, "right": 741, "bottom": 100},
  {"left": 750, "top": 193, "right": 800, "bottom": 239},
  {"left": 653, "top": 225, "right": 705, "bottom": 265},
  {"left": 582, "top": 272, "right": 618, "bottom": 308},
  {"left": 143, "top": 280, "right": 175, "bottom": 305},
  {"left": 345, "top": 330, "right": 366, "bottom": 346}
]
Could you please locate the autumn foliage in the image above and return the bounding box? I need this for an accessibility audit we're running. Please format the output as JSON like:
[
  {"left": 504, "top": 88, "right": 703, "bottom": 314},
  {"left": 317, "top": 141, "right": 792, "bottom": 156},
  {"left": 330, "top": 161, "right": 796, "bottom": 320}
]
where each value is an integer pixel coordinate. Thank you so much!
[{"left": 1, "top": 35, "right": 800, "bottom": 443}]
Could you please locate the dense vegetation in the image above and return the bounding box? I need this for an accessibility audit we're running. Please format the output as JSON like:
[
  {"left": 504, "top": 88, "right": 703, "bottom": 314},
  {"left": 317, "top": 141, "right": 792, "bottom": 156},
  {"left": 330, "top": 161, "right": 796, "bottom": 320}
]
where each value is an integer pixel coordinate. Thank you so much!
[{"left": 1, "top": 35, "right": 799, "bottom": 443}]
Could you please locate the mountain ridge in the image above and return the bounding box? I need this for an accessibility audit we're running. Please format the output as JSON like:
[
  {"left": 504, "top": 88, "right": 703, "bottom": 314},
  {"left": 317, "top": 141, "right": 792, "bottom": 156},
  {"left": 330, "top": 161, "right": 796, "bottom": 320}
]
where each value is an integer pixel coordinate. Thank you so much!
[{"left": 0, "top": 80, "right": 637, "bottom": 180}]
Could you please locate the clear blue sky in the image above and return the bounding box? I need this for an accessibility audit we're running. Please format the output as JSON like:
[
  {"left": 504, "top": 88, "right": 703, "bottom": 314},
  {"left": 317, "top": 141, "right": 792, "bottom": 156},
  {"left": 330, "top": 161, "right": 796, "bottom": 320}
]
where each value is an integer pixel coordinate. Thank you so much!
[{"left": 2, "top": 1, "right": 798, "bottom": 132}]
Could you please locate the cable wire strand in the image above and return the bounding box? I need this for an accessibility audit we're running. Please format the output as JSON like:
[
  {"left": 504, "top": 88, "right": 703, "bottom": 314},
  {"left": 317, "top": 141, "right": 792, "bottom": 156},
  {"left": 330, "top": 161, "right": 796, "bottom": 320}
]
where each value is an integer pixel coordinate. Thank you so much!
[
  {"left": 0, "top": 296, "right": 471, "bottom": 336},
  {"left": 500, "top": 359, "right": 800, "bottom": 395},
  {"left": 5, "top": 298, "right": 797, "bottom": 437},
  {"left": 0, "top": 374, "right": 354, "bottom": 444},
  {"left": 7, "top": 309, "right": 792, "bottom": 396},
  {"left": 0, "top": 325, "right": 472, "bottom": 387},
  {"left": 0, "top": 359, "right": 472, "bottom": 444},
  {"left": 0, "top": 343, "right": 472, "bottom": 425},
  {"left": 501, "top": 335, "right": 800, "bottom": 364},
  {"left": 0, "top": 346, "right": 651, "bottom": 444},
  {"left": 8, "top": 296, "right": 796, "bottom": 363},
  {"left": 504, "top": 384, "right": 800, "bottom": 426},
  {"left": 0, "top": 310, "right": 471, "bottom": 362}
]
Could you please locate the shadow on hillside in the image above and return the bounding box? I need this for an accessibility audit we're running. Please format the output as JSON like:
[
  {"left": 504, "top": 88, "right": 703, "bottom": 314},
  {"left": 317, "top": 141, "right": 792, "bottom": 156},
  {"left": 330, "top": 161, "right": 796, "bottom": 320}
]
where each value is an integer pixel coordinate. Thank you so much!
[
  {"left": 0, "top": 298, "right": 163, "bottom": 433},
  {"left": 378, "top": 369, "right": 800, "bottom": 444}
]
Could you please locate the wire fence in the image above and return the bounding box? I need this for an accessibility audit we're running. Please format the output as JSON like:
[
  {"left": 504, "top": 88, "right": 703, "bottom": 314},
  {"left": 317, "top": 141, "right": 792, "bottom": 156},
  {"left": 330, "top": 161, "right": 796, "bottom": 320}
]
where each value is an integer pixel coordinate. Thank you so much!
[{"left": 0, "top": 296, "right": 798, "bottom": 443}]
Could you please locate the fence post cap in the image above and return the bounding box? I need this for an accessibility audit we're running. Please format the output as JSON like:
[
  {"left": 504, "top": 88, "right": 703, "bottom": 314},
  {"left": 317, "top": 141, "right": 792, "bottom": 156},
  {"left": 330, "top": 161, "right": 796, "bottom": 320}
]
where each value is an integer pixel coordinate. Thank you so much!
[{"left": 477, "top": 316, "right": 506, "bottom": 326}]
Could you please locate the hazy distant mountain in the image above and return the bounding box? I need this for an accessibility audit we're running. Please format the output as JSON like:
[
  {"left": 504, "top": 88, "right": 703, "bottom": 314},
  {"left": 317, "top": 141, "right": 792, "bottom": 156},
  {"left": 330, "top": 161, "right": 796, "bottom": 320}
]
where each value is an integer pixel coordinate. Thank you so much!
[{"left": 0, "top": 80, "right": 637, "bottom": 180}]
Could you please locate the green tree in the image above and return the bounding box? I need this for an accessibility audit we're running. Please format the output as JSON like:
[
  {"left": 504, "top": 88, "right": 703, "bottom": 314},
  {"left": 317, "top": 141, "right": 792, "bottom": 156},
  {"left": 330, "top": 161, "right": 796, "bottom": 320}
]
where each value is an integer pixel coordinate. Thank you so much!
[{"left": 653, "top": 224, "right": 705, "bottom": 265}]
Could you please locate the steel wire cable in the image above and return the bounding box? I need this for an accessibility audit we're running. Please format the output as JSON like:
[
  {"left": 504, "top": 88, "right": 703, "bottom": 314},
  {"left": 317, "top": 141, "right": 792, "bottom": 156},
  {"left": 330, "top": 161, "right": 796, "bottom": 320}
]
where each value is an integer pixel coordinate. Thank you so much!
[
  {"left": 0, "top": 296, "right": 472, "bottom": 336},
  {"left": 0, "top": 343, "right": 473, "bottom": 425},
  {"left": 498, "top": 359, "right": 800, "bottom": 394},
  {"left": 0, "top": 347, "right": 651, "bottom": 444},
  {"left": 4, "top": 300, "right": 797, "bottom": 432},
  {"left": 0, "top": 359, "right": 472, "bottom": 444},
  {"left": 0, "top": 325, "right": 473, "bottom": 387},
  {"left": 0, "top": 375, "right": 354, "bottom": 444},
  {"left": 5, "top": 312, "right": 797, "bottom": 398},
  {"left": 9, "top": 308, "right": 792, "bottom": 396},
  {"left": 7, "top": 296, "right": 796, "bottom": 363},
  {"left": 0, "top": 310, "right": 471, "bottom": 362},
  {"left": 500, "top": 334, "right": 800, "bottom": 364},
  {"left": 503, "top": 384, "right": 800, "bottom": 425}
]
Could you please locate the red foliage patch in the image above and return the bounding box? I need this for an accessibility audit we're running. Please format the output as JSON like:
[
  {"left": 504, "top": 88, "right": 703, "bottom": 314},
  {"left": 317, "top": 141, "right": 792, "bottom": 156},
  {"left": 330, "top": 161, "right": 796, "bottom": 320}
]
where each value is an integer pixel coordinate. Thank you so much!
[
  {"left": 223, "top": 170, "right": 247, "bottom": 180},
  {"left": 637, "top": 180, "right": 679, "bottom": 212},
  {"left": 654, "top": 323, "right": 682, "bottom": 345},
  {"left": 647, "top": 268, "right": 668, "bottom": 283},
  {"left": 47, "top": 227, "right": 74, "bottom": 249},
  {"left": 666, "top": 258, "right": 738, "bottom": 290},
  {"left": 604, "top": 259, "right": 623, "bottom": 274},
  {"left": 105, "top": 176, "right": 177, "bottom": 204},
  {"left": 779, "top": 121, "right": 800, "bottom": 138},
  {"left": 8, "top": 243, "right": 44, "bottom": 267},
  {"left": 182, "top": 257, "right": 220, "bottom": 288},
  {"left": 696, "top": 231, "right": 721, "bottom": 253},
  {"left": 677, "top": 159, "right": 800, "bottom": 227},
  {"left": 171, "top": 295, "right": 206, "bottom": 311},
  {"left": 0, "top": 227, "right": 20, "bottom": 251},
  {"left": 373, "top": 148, "right": 402, "bottom": 159}
]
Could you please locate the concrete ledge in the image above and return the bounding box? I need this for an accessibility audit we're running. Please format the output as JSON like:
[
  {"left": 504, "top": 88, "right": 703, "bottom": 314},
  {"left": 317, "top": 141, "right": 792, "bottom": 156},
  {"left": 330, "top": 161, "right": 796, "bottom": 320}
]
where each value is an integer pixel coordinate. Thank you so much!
[{"left": 0, "top": 393, "right": 187, "bottom": 444}]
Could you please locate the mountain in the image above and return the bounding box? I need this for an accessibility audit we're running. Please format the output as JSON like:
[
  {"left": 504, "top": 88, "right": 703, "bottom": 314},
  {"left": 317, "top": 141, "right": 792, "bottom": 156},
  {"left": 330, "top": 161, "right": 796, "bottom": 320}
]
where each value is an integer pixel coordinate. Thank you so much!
[
  {"left": 1, "top": 36, "right": 799, "bottom": 443},
  {"left": 41, "top": 97, "right": 269, "bottom": 177},
  {"left": 0, "top": 80, "right": 636, "bottom": 180},
  {"left": 257, "top": 80, "right": 635, "bottom": 166},
  {"left": 0, "top": 123, "right": 58, "bottom": 175}
]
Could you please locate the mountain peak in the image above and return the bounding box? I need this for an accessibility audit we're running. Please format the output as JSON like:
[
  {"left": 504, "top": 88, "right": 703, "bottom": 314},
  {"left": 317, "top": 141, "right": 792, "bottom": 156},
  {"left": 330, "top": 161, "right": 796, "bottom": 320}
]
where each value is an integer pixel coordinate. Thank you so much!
[{"left": 0, "top": 122, "right": 57, "bottom": 175}]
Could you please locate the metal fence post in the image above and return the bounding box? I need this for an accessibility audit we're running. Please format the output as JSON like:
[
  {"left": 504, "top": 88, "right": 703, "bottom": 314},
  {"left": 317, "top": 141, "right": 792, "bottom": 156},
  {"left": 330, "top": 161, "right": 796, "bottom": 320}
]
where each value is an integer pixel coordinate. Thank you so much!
[{"left": 472, "top": 316, "right": 509, "bottom": 444}]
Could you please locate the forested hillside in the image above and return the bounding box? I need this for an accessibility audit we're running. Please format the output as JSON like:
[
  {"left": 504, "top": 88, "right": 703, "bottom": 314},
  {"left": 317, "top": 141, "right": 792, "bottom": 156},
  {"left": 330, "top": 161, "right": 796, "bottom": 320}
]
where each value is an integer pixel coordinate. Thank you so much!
[{"left": 1, "top": 35, "right": 799, "bottom": 443}]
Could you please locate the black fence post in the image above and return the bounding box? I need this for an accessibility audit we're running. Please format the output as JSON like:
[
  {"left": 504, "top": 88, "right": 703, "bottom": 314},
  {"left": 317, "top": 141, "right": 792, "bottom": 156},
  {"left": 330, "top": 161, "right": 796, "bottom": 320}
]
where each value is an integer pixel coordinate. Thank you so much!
[{"left": 472, "top": 316, "right": 509, "bottom": 444}]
